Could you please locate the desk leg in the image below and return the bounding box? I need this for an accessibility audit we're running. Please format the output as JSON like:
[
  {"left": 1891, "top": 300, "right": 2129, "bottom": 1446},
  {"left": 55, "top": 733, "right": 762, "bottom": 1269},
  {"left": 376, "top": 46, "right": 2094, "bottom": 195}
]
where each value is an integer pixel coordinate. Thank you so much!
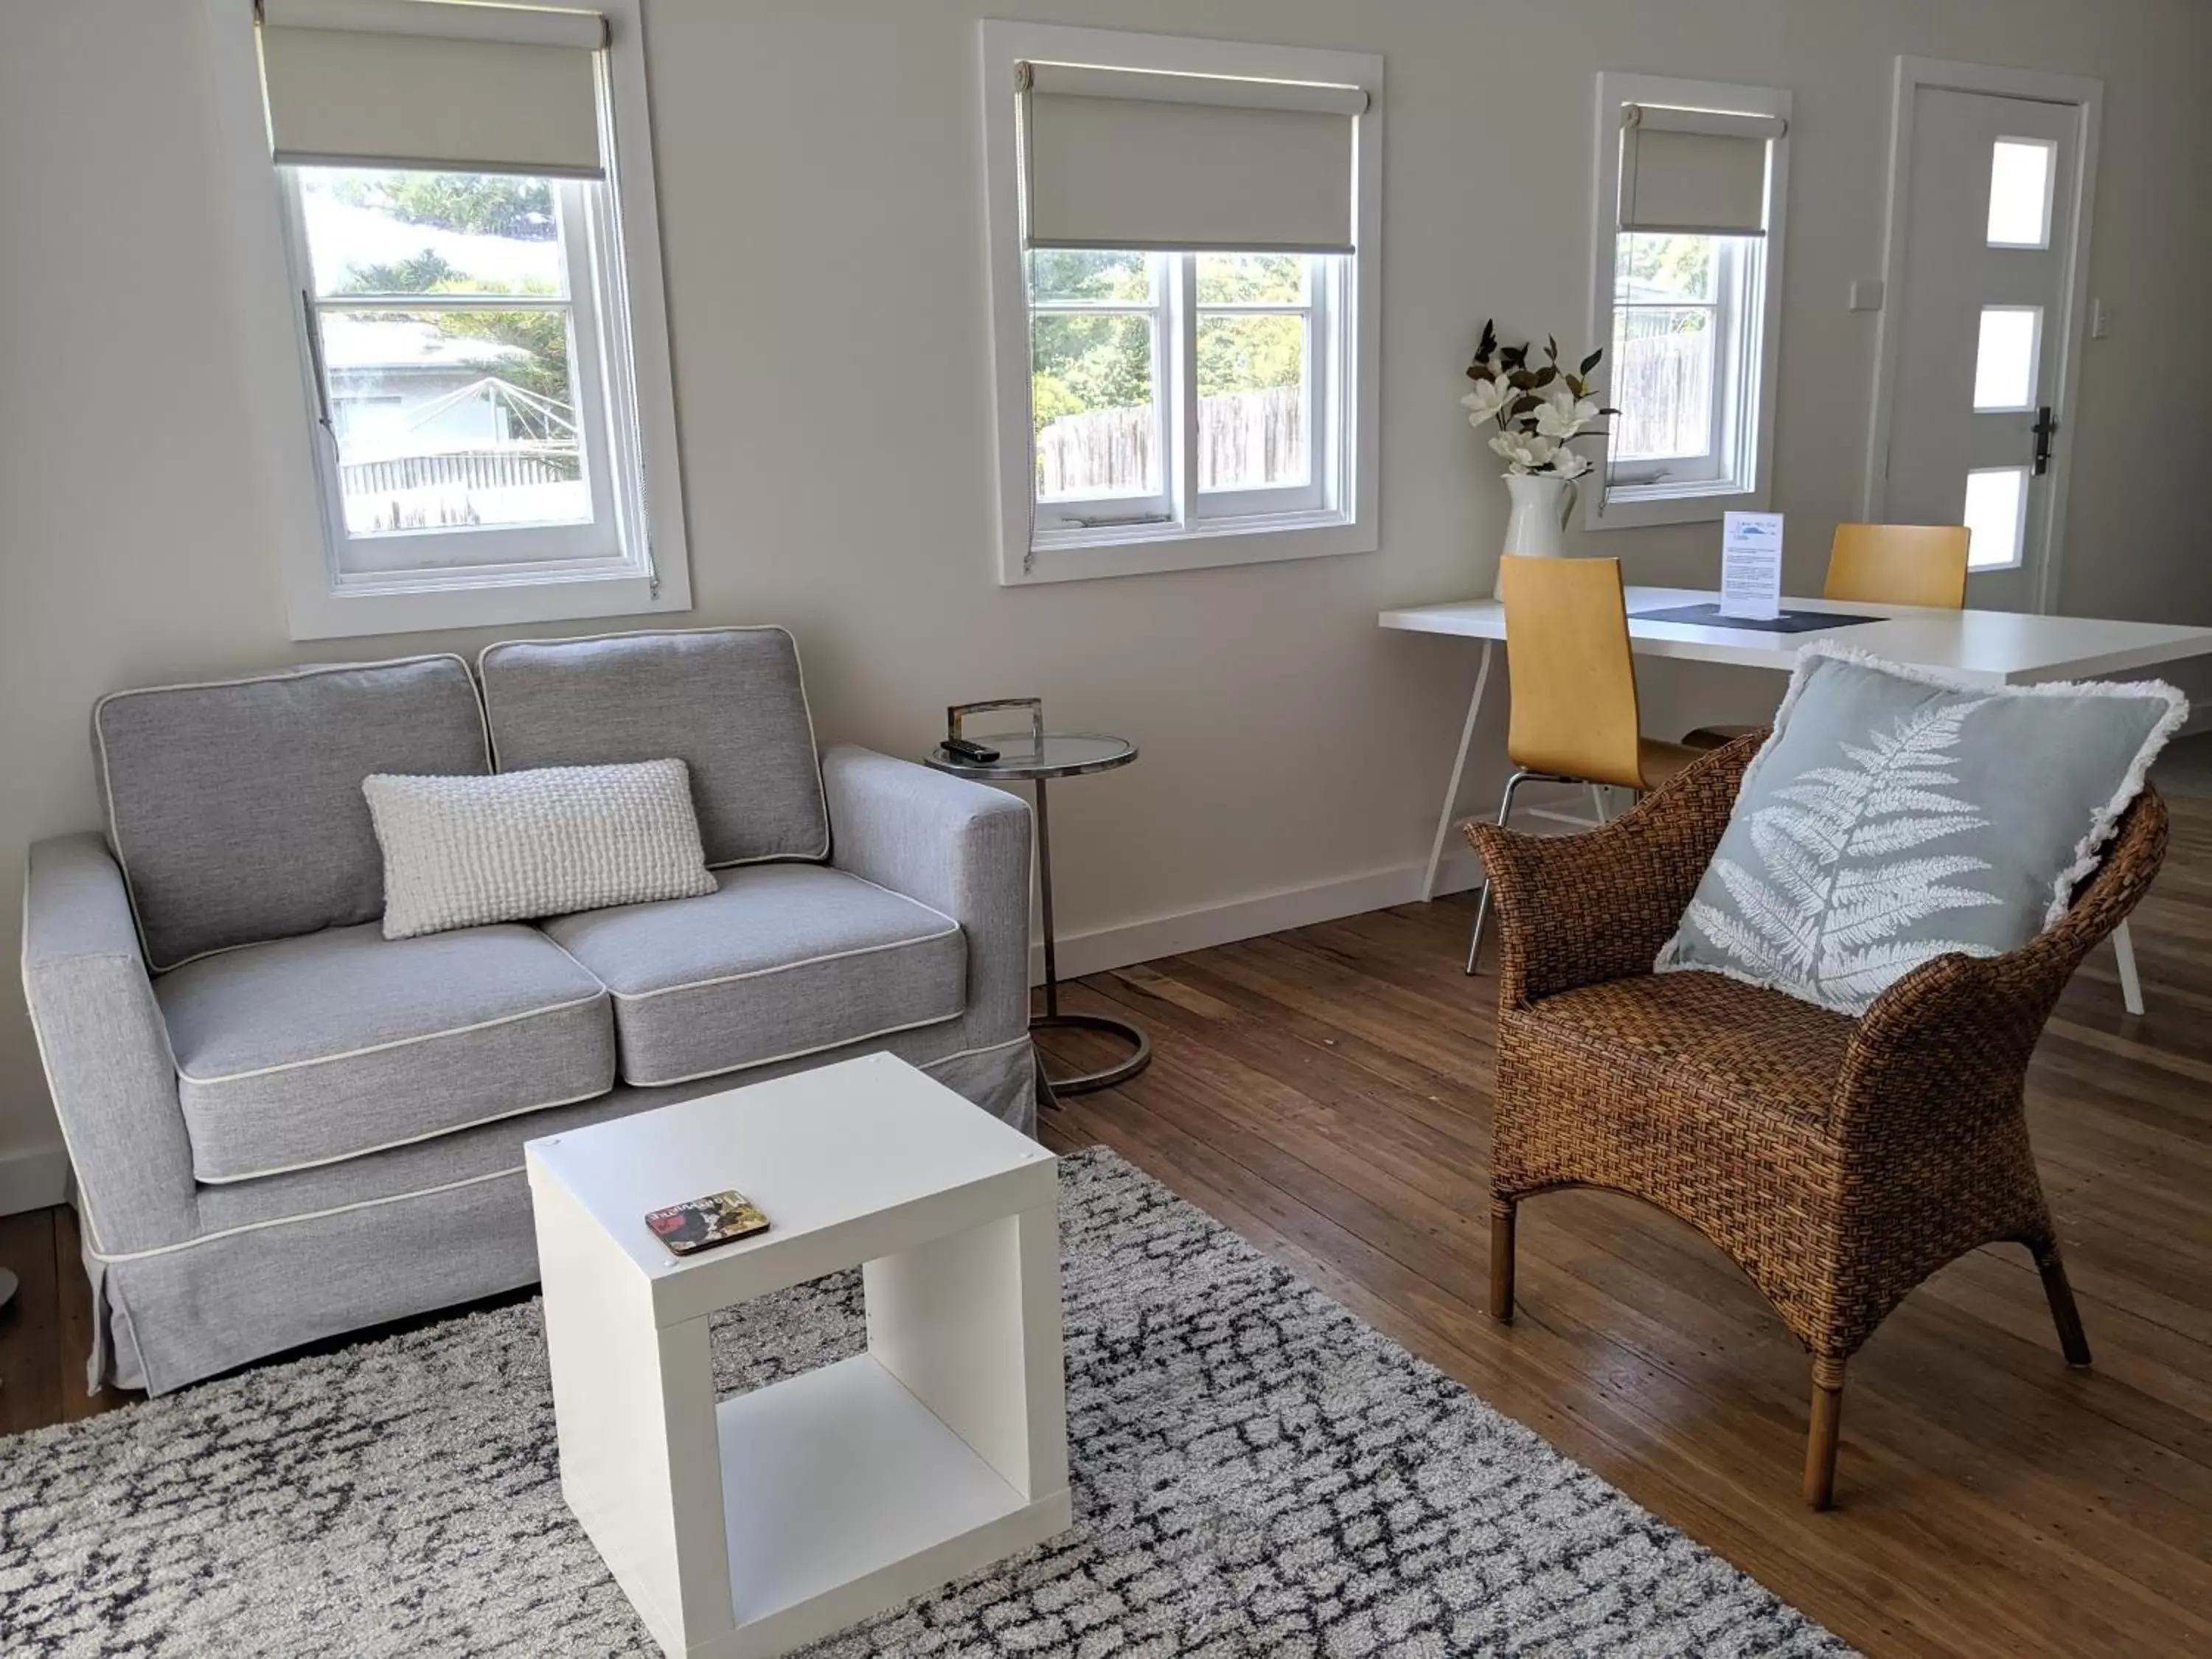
[
  {"left": 1421, "top": 639, "right": 1494, "bottom": 902},
  {"left": 2113, "top": 920, "right": 2144, "bottom": 1016}
]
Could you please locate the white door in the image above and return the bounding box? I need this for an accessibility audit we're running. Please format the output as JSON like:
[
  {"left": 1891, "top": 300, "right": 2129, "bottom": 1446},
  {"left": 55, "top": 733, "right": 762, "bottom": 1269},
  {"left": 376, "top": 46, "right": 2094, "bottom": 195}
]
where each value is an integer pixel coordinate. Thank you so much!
[{"left": 1882, "top": 86, "right": 2081, "bottom": 612}]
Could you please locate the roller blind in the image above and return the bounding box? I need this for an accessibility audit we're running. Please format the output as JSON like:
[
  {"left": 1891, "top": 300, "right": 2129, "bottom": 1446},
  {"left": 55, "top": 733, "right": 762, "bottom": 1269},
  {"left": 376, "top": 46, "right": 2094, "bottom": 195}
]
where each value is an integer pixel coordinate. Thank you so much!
[
  {"left": 1618, "top": 105, "right": 1784, "bottom": 237},
  {"left": 1020, "top": 62, "right": 1368, "bottom": 254},
  {"left": 259, "top": 0, "right": 608, "bottom": 178}
]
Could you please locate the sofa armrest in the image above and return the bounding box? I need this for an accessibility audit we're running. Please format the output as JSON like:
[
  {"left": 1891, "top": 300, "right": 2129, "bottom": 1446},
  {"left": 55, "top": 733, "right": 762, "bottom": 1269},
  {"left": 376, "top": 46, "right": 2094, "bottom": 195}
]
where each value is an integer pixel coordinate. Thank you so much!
[
  {"left": 21, "top": 834, "right": 198, "bottom": 1254},
  {"left": 822, "top": 745, "right": 1033, "bottom": 1047}
]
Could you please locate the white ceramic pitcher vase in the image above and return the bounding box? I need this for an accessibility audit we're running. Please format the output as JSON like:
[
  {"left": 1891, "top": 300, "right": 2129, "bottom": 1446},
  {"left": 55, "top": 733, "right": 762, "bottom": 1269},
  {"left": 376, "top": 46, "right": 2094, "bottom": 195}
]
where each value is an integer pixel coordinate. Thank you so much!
[{"left": 1492, "top": 471, "right": 1579, "bottom": 597}]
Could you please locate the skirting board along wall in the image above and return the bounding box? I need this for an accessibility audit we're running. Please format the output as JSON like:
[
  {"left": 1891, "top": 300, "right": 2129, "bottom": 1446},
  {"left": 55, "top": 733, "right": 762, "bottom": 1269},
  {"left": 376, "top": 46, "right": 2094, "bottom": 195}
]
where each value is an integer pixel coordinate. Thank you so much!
[
  {"left": 1032, "top": 847, "right": 1489, "bottom": 989},
  {"left": 1026, "top": 787, "right": 1613, "bottom": 988},
  {"left": 0, "top": 1143, "right": 71, "bottom": 1220}
]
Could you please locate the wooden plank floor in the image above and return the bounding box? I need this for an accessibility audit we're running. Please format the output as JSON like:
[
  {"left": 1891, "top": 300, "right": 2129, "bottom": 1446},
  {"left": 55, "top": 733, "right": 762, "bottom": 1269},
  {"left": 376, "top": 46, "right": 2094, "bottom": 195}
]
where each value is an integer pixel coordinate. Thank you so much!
[
  {"left": 0, "top": 1206, "right": 119, "bottom": 1433},
  {"left": 3, "top": 785, "right": 2209, "bottom": 1655}
]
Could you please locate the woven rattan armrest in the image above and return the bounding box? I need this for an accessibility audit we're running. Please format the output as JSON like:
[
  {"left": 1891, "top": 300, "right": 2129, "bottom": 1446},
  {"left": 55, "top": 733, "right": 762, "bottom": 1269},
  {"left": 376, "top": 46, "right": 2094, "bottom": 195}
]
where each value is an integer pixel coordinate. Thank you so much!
[
  {"left": 1834, "top": 787, "right": 2169, "bottom": 1139},
  {"left": 1467, "top": 733, "right": 1764, "bottom": 1006}
]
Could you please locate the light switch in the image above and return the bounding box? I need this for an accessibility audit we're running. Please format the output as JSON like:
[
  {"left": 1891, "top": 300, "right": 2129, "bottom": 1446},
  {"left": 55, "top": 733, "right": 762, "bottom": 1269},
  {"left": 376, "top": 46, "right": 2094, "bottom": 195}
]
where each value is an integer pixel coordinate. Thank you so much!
[
  {"left": 1849, "top": 279, "right": 1885, "bottom": 313},
  {"left": 2090, "top": 298, "right": 2112, "bottom": 338}
]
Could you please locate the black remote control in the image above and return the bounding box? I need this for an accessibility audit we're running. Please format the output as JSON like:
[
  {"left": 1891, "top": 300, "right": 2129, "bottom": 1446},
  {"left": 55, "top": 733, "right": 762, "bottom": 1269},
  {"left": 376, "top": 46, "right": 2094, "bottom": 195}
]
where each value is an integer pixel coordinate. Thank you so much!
[{"left": 944, "top": 737, "right": 1001, "bottom": 764}]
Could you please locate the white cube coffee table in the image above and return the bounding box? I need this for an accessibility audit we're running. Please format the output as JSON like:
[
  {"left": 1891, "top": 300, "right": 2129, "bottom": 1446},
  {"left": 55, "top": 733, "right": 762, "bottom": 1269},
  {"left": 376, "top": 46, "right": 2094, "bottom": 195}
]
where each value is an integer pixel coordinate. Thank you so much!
[{"left": 526, "top": 1053, "right": 1071, "bottom": 1659}]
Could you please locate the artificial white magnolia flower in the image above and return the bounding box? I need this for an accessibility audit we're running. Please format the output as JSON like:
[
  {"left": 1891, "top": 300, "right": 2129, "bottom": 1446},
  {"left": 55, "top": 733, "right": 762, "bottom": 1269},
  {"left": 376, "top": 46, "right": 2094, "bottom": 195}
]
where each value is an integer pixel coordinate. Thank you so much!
[
  {"left": 1534, "top": 387, "right": 1601, "bottom": 440},
  {"left": 1460, "top": 375, "right": 1514, "bottom": 426},
  {"left": 1551, "top": 445, "right": 1593, "bottom": 480},
  {"left": 1488, "top": 431, "right": 1558, "bottom": 473}
]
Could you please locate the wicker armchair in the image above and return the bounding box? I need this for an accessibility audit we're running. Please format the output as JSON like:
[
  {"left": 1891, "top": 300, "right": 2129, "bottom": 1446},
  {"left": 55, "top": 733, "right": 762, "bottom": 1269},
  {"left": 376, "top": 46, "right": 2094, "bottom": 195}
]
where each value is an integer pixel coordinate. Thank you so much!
[{"left": 1468, "top": 733, "right": 2168, "bottom": 1509}]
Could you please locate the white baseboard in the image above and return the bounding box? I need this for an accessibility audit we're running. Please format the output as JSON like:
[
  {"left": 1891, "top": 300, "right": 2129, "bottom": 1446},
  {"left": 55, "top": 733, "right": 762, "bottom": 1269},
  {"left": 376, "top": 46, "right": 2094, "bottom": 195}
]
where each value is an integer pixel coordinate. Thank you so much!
[
  {"left": 1030, "top": 848, "right": 1491, "bottom": 987},
  {"left": 0, "top": 1142, "right": 71, "bottom": 1218}
]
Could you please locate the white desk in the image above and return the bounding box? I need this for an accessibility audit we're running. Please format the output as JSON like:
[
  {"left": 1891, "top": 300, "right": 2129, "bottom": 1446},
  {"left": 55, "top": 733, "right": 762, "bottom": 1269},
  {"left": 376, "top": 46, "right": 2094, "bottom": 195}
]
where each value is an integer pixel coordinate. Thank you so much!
[{"left": 1382, "top": 586, "right": 2212, "bottom": 1012}]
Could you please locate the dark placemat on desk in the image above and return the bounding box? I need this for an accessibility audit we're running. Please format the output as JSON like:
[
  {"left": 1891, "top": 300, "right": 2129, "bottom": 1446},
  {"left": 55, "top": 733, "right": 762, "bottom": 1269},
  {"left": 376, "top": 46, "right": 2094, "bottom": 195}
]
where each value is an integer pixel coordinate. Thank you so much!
[{"left": 1630, "top": 602, "right": 1884, "bottom": 633}]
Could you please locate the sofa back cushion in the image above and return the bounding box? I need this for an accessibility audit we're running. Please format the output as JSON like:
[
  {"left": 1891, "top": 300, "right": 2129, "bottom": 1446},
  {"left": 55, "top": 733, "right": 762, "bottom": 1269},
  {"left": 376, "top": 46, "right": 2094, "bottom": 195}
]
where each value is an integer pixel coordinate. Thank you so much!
[
  {"left": 477, "top": 628, "right": 829, "bottom": 867},
  {"left": 95, "top": 655, "right": 490, "bottom": 970}
]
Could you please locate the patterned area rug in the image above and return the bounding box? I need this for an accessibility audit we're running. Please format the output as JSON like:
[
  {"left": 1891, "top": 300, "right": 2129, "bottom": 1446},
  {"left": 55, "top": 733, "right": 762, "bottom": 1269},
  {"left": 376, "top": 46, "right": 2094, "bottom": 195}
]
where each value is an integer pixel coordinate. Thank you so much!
[{"left": 0, "top": 1149, "right": 1851, "bottom": 1657}]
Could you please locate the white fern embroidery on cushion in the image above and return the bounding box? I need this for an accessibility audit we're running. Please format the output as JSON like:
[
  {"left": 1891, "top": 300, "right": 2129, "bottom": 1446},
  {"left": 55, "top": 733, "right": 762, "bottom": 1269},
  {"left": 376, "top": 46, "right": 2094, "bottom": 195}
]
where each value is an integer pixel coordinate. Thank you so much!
[{"left": 1684, "top": 698, "right": 2004, "bottom": 1013}]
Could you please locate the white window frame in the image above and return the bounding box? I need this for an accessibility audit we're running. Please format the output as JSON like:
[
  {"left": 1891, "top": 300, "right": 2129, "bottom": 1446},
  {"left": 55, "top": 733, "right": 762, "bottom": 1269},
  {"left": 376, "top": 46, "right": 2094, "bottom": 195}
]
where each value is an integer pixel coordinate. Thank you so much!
[
  {"left": 279, "top": 170, "right": 630, "bottom": 574},
  {"left": 979, "top": 21, "right": 1382, "bottom": 586},
  {"left": 204, "top": 0, "right": 690, "bottom": 639},
  {"left": 1028, "top": 251, "right": 1336, "bottom": 537},
  {"left": 1605, "top": 235, "right": 1751, "bottom": 489},
  {"left": 1583, "top": 72, "right": 1790, "bottom": 532}
]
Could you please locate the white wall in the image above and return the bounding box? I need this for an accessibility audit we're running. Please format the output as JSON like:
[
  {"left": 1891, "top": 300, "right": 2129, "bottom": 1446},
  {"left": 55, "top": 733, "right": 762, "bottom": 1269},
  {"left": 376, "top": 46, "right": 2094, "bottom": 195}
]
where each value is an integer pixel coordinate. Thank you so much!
[{"left": 4, "top": 0, "right": 2211, "bottom": 1186}]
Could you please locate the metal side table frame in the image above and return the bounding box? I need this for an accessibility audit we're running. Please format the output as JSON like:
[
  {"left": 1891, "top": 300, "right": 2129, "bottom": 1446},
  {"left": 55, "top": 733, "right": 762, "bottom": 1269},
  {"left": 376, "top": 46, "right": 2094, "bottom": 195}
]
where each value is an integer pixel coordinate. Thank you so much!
[{"left": 926, "top": 700, "right": 1150, "bottom": 1098}]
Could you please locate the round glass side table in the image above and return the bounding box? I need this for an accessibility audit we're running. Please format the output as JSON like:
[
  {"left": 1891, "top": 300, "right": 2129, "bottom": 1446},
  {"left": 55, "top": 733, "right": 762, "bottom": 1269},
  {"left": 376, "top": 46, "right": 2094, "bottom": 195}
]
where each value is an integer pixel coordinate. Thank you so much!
[{"left": 925, "top": 730, "right": 1150, "bottom": 1096}]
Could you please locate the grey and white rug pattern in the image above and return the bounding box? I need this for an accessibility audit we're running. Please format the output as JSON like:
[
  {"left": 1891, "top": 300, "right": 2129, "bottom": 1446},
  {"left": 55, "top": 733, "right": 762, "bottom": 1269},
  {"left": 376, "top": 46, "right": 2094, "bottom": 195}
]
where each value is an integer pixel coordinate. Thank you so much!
[{"left": 0, "top": 1149, "right": 1851, "bottom": 1657}]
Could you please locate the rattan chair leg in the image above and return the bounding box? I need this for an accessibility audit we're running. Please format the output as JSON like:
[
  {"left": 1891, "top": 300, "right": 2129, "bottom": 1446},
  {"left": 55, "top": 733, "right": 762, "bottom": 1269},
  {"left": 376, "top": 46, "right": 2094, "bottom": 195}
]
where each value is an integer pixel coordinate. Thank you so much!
[
  {"left": 1804, "top": 1355, "right": 1846, "bottom": 1510},
  {"left": 1466, "top": 771, "right": 1536, "bottom": 975},
  {"left": 2035, "top": 1247, "right": 2093, "bottom": 1368},
  {"left": 1489, "top": 1200, "right": 1517, "bottom": 1322}
]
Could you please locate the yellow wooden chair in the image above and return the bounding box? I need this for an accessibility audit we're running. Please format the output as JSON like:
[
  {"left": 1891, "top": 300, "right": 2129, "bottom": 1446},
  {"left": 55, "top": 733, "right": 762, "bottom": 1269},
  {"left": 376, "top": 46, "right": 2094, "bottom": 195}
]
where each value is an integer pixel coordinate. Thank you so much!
[
  {"left": 1683, "top": 522, "right": 1971, "bottom": 750},
  {"left": 1823, "top": 521, "right": 1972, "bottom": 607},
  {"left": 1465, "top": 555, "right": 1701, "bottom": 973}
]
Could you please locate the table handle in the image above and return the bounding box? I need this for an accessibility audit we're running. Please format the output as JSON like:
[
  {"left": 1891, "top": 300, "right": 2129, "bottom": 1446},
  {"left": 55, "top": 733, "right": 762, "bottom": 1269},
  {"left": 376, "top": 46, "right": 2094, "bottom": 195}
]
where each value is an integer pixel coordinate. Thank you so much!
[{"left": 947, "top": 698, "right": 1043, "bottom": 747}]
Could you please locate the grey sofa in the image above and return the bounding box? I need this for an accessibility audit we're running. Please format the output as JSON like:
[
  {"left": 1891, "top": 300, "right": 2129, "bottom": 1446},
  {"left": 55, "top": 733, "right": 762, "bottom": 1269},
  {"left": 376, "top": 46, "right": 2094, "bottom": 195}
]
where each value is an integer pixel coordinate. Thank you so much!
[{"left": 22, "top": 627, "right": 1035, "bottom": 1395}]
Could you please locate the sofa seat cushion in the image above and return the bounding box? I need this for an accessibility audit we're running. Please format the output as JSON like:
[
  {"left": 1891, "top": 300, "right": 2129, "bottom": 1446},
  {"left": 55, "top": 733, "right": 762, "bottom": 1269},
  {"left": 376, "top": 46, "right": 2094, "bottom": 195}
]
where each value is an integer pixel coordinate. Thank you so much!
[
  {"left": 1512, "top": 970, "right": 1850, "bottom": 1135},
  {"left": 157, "top": 922, "right": 614, "bottom": 1183},
  {"left": 543, "top": 865, "right": 964, "bottom": 1088}
]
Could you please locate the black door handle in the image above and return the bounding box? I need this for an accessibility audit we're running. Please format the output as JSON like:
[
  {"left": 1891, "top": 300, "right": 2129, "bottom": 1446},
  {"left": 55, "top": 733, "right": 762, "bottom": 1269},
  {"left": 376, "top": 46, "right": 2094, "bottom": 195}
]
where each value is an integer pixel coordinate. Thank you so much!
[{"left": 2032, "top": 406, "right": 2056, "bottom": 476}]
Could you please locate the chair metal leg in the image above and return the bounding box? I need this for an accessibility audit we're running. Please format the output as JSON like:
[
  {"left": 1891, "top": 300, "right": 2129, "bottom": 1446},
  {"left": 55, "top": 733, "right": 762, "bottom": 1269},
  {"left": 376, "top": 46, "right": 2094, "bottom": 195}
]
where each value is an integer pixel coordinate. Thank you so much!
[
  {"left": 1465, "top": 887, "right": 1492, "bottom": 975},
  {"left": 1804, "top": 1354, "right": 1846, "bottom": 1510},
  {"left": 1466, "top": 771, "right": 1534, "bottom": 975},
  {"left": 2035, "top": 1245, "right": 2093, "bottom": 1368},
  {"left": 1489, "top": 1200, "right": 1517, "bottom": 1322},
  {"left": 1588, "top": 782, "right": 1610, "bottom": 824},
  {"left": 2113, "top": 919, "right": 2143, "bottom": 1016}
]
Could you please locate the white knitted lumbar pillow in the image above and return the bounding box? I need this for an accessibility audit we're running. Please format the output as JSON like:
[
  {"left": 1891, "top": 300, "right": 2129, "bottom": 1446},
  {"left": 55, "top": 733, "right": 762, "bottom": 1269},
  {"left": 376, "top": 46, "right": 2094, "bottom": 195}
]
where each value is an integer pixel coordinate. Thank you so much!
[{"left": 363, "top": 759, "right": 719, "bottom": 940}]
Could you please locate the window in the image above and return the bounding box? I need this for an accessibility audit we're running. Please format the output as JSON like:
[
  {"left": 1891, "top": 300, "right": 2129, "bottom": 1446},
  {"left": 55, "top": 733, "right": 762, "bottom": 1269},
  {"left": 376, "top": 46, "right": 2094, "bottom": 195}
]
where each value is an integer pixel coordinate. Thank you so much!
[
  {"left": 287, "top": 168, "right": 611, "bottom": 560},
  {"left": 1608, "top": 234, "right": 1756, "bottom": 488},
  {"left": 1586, "top": 74, "right": 1790, "bottom": 529},
  {"left": 981, "top": 23, "right": 1382, "bottom": 585},
  {"left": 249, "top": 0, "right": 688, "bottom": 639},
  {"left": 1028, "top": 249, "right": 1333, "bottom": 534}
]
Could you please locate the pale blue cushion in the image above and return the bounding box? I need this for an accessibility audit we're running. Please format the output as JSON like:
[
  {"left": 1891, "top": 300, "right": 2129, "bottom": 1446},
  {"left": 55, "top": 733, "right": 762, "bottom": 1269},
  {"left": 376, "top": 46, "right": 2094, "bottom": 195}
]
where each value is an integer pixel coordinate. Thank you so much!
[{"left": 1656, "top": 644, "right": 2185, "bottom": 1015}]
